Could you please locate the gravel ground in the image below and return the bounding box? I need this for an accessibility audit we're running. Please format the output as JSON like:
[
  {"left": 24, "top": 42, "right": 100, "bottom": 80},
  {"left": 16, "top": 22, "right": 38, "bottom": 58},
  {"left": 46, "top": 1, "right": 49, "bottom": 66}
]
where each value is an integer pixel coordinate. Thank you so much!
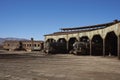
[{"left": 0, "top": 51, "right": 120, "bottom": 80}]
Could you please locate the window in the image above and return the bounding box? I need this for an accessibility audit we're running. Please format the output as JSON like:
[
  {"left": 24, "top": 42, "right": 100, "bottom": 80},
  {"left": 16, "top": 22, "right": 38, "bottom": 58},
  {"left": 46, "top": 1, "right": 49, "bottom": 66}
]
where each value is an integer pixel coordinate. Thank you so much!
[{"left": 34, "top": 44, "right": 36, "bottom": 47}]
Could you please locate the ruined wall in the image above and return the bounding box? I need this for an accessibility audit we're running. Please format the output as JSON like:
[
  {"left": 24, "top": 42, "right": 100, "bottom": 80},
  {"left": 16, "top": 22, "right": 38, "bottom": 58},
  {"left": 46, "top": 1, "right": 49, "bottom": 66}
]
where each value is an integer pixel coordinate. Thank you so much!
[{"left": 3, "top": 40, "right": 43, "bottom": 51}]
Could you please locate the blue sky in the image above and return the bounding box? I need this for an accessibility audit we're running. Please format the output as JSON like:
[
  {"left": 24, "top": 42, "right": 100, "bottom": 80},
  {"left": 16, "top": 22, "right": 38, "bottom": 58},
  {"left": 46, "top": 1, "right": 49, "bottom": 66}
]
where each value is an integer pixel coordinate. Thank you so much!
[{"left": 0, "top": 0, "right": 120, "bottom": 40}]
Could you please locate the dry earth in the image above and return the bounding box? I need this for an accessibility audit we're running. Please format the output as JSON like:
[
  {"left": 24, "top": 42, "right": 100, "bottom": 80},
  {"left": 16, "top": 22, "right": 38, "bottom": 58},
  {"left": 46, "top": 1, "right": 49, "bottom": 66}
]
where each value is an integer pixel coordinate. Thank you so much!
[{"left": 0, "top": 51, "right": 120, "bottom": 80}]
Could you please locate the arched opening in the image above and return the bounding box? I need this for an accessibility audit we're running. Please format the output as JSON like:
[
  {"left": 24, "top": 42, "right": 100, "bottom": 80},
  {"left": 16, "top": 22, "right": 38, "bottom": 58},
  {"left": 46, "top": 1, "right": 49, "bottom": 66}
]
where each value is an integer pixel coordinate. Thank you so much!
[
  {"left": 105, "top": 31, "right": 118, "bottom": 56},
  {"left": 44, "top": 38, "right": 56, "bottom": 53},
  {"left": 57, "top": 38, "right": 67, "bottom": 53},
  {"left": 92, "top": 35, "right": 103, "bottom": 56},
  {"left": 68, "top": 37, "right": 77, "bottom": 51},
  {"left": 80, "top": 36, "right": 90, "bottom": 55}
]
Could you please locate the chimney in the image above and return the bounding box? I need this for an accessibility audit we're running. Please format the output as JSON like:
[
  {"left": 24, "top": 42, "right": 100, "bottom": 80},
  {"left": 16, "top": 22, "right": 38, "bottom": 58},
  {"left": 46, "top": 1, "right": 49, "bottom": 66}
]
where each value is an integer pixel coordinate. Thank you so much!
[{"left": 31, "top": 37, "right": 34, "bottom": 41}]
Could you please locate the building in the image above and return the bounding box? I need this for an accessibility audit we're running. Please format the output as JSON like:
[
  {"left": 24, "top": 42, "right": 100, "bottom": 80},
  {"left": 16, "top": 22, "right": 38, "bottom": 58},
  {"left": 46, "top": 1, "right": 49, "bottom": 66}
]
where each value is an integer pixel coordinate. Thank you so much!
[
  {"left": 3, "top": 40, "right": 20, "bottom": 51},
  {"left": 3, "top": 38, "right": 43, "bottom": 51},
  {"left": 44, "top": 20, "right": 120, "bottom": 59}
]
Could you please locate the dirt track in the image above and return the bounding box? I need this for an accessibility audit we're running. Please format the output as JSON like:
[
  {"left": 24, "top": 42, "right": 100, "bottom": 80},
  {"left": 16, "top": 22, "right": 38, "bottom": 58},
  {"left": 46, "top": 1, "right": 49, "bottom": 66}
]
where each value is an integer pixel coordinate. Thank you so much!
[{"left": 0, "top": 51, "right": 120, "bottom": 80}]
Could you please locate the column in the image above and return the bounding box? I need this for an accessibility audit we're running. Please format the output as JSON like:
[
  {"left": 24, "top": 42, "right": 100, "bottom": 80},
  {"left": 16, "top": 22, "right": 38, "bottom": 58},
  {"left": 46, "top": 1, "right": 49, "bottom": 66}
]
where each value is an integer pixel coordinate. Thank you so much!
[
  {"left": 66, "top": 41, "right": 69, "bottom": 53},
  {"left": 90, "top": 39, "right": 92, "bottom": 56},
  {"left": 103, "top": 39, "right": 105, "bottom": 56}
]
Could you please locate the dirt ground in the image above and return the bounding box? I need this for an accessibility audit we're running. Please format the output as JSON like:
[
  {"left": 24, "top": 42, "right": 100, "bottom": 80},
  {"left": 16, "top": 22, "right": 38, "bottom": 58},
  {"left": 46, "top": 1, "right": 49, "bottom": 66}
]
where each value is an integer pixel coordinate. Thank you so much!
[{"left": 0, "top": 51, "right": 120, "bottom": 80}]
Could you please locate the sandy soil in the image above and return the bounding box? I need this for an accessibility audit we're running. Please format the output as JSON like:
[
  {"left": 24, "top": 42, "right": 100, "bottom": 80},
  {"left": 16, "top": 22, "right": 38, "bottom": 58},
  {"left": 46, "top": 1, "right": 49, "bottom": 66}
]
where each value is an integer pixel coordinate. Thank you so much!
[{"left": 0, "top": 51, "right": 120, "bottom": 80}]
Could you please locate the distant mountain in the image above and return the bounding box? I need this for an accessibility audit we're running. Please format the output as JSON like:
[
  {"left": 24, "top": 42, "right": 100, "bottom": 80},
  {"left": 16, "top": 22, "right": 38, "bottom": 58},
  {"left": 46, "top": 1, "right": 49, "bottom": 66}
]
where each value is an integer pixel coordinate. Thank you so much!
[{"left": 0, "top": 37, "right": 28, "bottom": 45}]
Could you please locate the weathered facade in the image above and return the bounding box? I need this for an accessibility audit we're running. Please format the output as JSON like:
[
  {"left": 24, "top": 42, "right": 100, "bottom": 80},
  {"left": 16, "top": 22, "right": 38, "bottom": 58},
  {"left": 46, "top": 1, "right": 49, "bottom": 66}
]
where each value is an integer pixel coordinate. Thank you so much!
[
  {"left": 3, "top": 40, "right": 20, "bottom": 51},
  {"left": 3, "top": 39, "right": 43, "bottom": 51},
  {"left": 44, "top": 20, "right": 120, "bottom": 59},
  {"left": 22, "top": 40, "right": 43, "bottom": 51}
]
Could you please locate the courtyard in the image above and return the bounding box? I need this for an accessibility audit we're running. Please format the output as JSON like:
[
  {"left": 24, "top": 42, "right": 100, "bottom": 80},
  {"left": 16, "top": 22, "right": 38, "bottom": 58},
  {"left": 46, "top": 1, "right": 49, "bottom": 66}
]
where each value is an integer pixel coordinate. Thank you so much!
[{"left": 0, "top": 51, "right": 120, "bottom": 80}]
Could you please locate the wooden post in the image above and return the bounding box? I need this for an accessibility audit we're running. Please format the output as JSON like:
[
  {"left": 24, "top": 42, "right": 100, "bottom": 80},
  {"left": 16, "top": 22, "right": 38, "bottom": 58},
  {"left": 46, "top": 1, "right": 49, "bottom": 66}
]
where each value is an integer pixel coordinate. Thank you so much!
[{"left": 103, "top": 39, "right": 105, "bottom": 56}]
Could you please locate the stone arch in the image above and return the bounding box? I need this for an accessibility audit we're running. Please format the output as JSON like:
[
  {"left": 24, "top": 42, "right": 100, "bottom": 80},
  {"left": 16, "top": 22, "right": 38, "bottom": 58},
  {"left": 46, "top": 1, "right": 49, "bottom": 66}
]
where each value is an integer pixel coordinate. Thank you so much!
[
  {"left": 105, "top": 31, "right": 118, "bottom": 56},
  {"left": 68, "top": 37, "right": 78, "bottom": 51},
  {"left": 92, "top": 35, "right": 103, "bottom": 56}
]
